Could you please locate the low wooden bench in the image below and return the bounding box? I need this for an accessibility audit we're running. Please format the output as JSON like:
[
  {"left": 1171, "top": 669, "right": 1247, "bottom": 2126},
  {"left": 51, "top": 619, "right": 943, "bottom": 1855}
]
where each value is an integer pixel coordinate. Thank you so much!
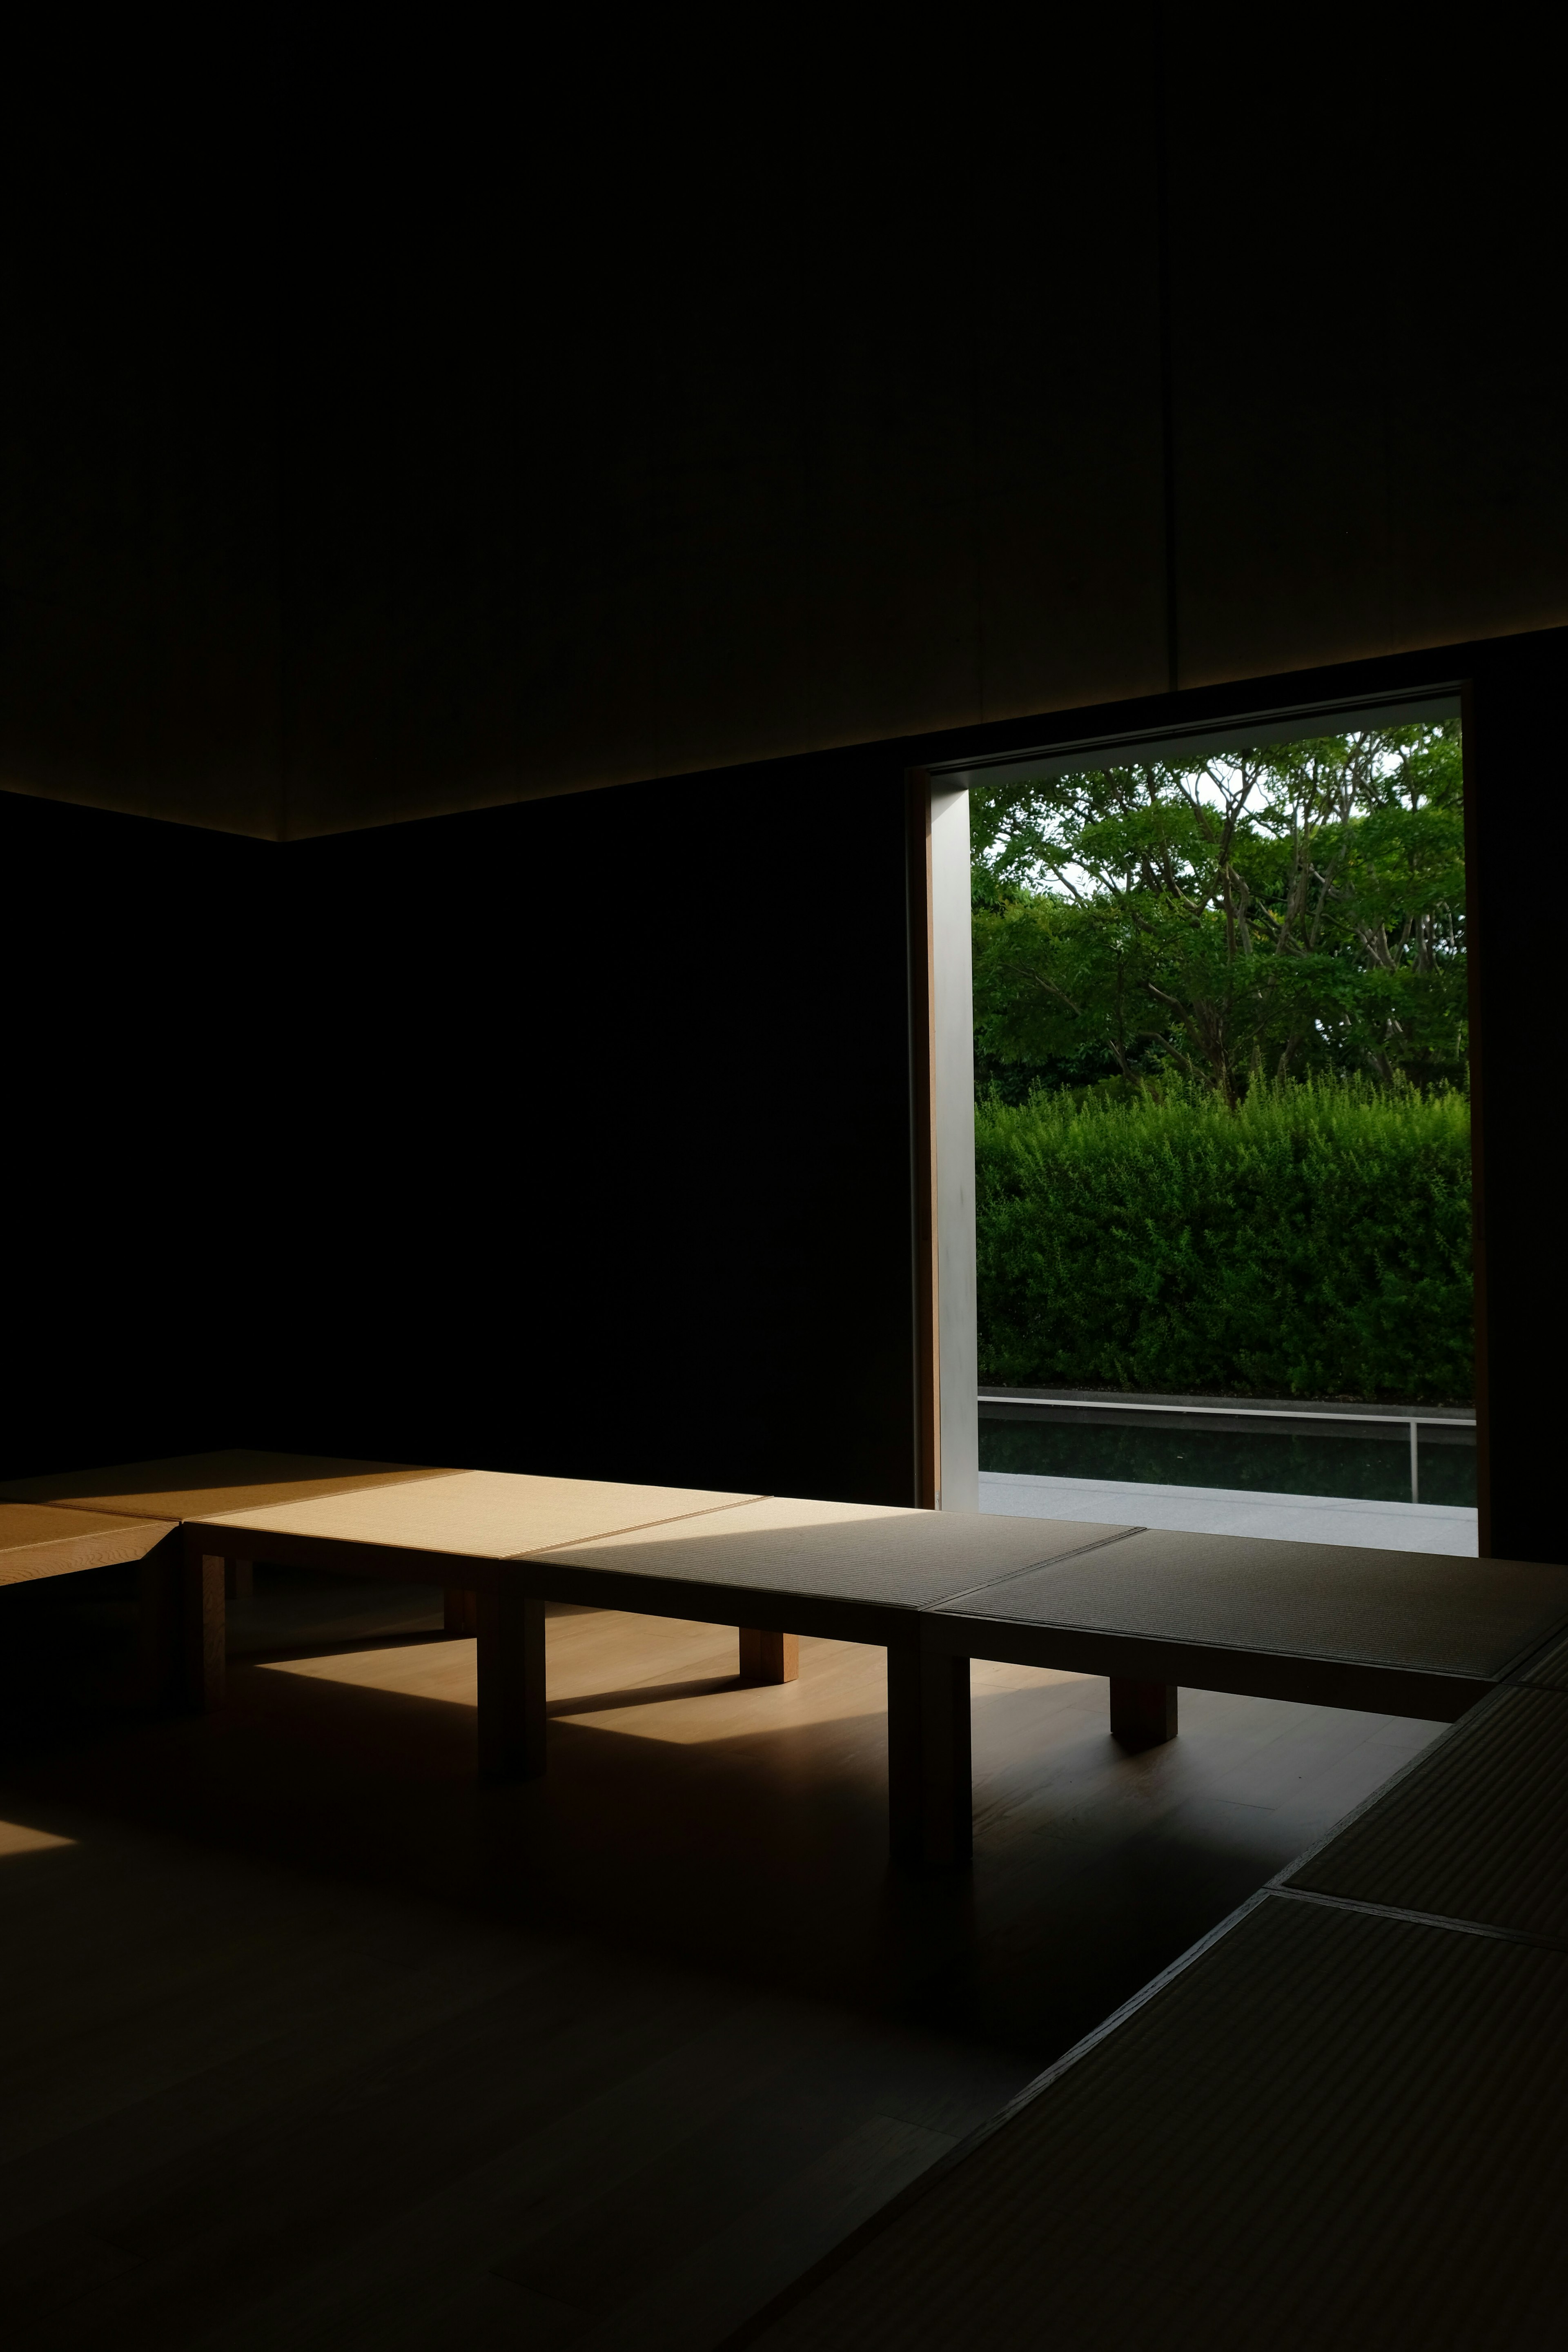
[
  {"left": 0, "top": 1452, "right": 803, "bottom": 1718},
  {"left": 9, "top": 1452, "right": 1568, "bottom": 1869}
]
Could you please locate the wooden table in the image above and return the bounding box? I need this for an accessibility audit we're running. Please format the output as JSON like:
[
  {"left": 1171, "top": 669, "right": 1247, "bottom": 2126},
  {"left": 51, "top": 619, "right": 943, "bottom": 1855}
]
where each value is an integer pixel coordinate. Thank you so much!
[{"left": 11, "top": 1453, "right": 1568, "bottom": 1867}]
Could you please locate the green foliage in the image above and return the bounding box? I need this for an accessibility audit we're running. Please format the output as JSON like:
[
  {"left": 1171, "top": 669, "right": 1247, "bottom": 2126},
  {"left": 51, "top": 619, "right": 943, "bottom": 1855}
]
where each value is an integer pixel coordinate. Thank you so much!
[
  {"left": 972, "top": 723, "right": 1467, "bottom": 1102},
  {"left": 975, "top": 1079, "right": 1472, "bottom": 1402}
]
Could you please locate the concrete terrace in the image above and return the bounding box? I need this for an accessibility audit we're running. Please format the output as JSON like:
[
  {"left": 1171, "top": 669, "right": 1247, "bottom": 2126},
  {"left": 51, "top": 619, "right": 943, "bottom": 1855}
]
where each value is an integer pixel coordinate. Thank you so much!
[{"left": 981, "top": 1470, "right": 1480, "bottom": 1557}]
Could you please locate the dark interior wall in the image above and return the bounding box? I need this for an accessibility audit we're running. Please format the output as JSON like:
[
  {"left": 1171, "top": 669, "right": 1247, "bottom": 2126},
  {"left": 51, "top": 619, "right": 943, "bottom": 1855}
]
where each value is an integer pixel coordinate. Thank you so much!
[
  {"left": 0, "top": 24, "right": 281, "bottom": 836},
  {"left": 274, "top": 24, "right": 1171, "bottom": 839},
  {"left": 2, "top": 760, "right": 919, "bottom": 1506},
  {"left": 5, "top": 16, "right": 1563, "bottom": 843},
  {"left": 1459, "top": 631, "right": 1567, "bottom": 1566},
  {"left": 1, "top": 790, "right": 272, "bottom": 1479},
  {"left": 1163, "top": 10, "right": 1568, "bottom": 685},
  {"left": 266, "top": 757, "right": 918, "bottom": 1501}
]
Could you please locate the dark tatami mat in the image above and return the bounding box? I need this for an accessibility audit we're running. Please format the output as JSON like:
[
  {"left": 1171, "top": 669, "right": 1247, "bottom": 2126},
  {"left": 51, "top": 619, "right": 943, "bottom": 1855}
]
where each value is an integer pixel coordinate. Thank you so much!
[
  {"left": 1515, "top": 1622, "right": 1568, "bottom": 1690},
  {"left": 935, "top": 1531, "right": 1568, "bottom": 1679},
  {"left": 1287, "top": 1685, "right": 1568, "bottom": 1941},
  {"left": 735, "top": 1898, "right": 1568, "bottom": 2352}
]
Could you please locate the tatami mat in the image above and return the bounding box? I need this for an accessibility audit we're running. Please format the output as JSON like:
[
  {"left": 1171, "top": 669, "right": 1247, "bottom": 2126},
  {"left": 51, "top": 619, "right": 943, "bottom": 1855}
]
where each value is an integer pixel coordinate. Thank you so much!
[
  {"left": 1285, "top": 1685, "right": 1568, "bottom": 1940},
  {"left": 0, "top": 1500, "right": 175, "bottom": 1585},
  {"left": 1514, "top": 1622, "right": 1568, "bottom": 1691},
  {"left": 549, "top": 1504, "right": 1137, "bottom": 1608},
  {"left": 938, "top": 1530, "right": 1568, "bottom": 1679},
  {"left": 200, "top": 1469, "right": 766, "bottom": 1557},
  {"left": 734, "top": 1897, "right": 1568, "bottom": 2352},
  {"left": 0, "top": 1450, "right": 462, "bottom": 1519}
]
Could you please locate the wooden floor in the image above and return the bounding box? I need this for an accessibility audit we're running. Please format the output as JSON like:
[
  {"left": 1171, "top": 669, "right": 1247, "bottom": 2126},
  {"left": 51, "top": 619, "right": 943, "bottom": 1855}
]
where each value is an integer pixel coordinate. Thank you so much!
[{"left": 0, "top": 1565, "right": 1442, "bottom": 2352}]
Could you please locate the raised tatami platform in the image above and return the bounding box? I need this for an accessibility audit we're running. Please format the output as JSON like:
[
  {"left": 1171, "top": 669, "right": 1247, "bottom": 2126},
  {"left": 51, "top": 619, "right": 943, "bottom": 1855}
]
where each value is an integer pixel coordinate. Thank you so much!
[
  {"left": 0, "top": 1501, "right": 176, "bottom": 1588},
  {"left": 731, "top": 1631, "right": 1568, "bottom": 2351},
  {"left": 731, "top": 1895, "right": 1568, "bottom": 2350},
  {"left": 7, "top": 1450, "right": 1568, "bottom": 1869}
]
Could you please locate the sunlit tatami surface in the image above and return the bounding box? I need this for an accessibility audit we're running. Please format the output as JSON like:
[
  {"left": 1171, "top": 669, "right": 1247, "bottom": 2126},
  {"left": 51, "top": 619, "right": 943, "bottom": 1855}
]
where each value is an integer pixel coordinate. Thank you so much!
[{"left": 0, "top": 1572, "right": 1443, "bottom": 2352}]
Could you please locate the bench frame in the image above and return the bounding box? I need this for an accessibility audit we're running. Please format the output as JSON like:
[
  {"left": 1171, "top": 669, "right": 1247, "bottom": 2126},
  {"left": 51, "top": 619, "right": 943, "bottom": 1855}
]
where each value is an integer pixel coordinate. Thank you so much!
[{"left": 181, "top": 1526, "right": 1498, "bottom": 1867}]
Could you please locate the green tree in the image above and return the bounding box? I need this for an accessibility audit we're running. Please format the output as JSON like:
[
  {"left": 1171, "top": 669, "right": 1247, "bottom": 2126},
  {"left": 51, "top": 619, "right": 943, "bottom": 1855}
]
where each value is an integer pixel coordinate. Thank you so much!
[{"left": 972, "top": 723, "right": 1467, "bottom": 1102}]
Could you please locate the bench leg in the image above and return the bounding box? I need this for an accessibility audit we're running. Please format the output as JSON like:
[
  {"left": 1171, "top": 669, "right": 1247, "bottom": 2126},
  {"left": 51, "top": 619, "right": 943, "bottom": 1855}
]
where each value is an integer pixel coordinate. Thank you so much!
[
  {"left": 1110, "top": 1678, "right": 1178, "bottom": 1749},
  {"left": 477, "top": 1586, "right": 546, "bottom": 1780},
  {"left": 178, "top": 1549, "right": 227, "bottom": 1712},
  {"left": 738, "top": 1629, "right": 798, "bottom": 1684},
  {"left": 445, "top": 1586, "right": 479, "bottom": 1636},
  {"left": 135, "top": 1537, "right": 224, "bottom": 1712},
  {"left": 886, "top": 1644, "right": 971, "bottom": 1868},
  {"left": 137, "top": 1530, "right": 184, "bottom": 1704}
]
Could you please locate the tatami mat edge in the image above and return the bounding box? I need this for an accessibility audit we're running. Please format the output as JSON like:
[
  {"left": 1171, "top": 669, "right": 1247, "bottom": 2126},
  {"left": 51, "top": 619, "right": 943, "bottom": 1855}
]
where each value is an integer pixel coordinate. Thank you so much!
[
  {"left": 1512, "top": 1621, "right": 1568, "bottom": 1691},
  {"left": 1285, "top": 1683, "right": 1568, "bottom": 1940}
]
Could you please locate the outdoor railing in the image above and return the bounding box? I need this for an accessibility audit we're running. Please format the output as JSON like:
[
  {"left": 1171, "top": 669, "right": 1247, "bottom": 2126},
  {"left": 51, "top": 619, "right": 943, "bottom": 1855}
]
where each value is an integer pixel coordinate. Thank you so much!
[{"left": 976, "top": 1391, "right": 1476, "bottom": 1506}]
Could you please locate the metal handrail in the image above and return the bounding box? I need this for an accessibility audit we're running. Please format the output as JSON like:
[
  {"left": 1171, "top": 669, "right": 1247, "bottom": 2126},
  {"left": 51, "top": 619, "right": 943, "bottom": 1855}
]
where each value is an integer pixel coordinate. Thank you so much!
[
  {"left": 978, "top": 1392, "right": 1472, "bottom": 1428},
  {"left": 976, "top": 1391, "right": 1475, "bottom": 1507}
]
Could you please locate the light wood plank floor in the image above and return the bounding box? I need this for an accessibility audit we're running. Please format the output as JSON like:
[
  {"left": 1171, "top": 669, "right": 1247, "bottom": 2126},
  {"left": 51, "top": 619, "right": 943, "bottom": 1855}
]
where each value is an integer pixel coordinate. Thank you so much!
[{"left": 0, "top": 1566, "right": 1442, "bottom": 2351}]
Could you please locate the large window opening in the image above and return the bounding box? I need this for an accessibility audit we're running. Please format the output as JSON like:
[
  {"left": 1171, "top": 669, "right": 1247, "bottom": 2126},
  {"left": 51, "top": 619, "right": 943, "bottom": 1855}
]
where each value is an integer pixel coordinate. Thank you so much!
[{"left": 939, "top": 692, "right": 1475, "bottom": 1553}]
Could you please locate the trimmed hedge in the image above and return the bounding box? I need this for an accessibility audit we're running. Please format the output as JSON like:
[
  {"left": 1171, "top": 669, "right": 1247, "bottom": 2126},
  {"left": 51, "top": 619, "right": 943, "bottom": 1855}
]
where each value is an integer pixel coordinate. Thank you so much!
[{"left": 975, "top": 1081, "right": 1472, "bottom": 1402}]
